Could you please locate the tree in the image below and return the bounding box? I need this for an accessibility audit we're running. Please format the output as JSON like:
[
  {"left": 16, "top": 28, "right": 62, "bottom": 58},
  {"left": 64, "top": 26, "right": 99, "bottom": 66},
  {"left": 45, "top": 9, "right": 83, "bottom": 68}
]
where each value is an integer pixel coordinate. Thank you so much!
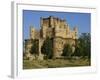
[
  {"left": 41, "top": 37, "right": 53, "bottom": 59},
  {"left": 62, "top": 44, "right": 72, "bottom": 58},
  {"left": 74, "top": 33, "right": 91, "bottom": 58},
  {"left": 30, "top": 39, "right": 39, "bottom": 55},
  {"left": 73, "top": 45, "right": 82, "bottom": 57}
]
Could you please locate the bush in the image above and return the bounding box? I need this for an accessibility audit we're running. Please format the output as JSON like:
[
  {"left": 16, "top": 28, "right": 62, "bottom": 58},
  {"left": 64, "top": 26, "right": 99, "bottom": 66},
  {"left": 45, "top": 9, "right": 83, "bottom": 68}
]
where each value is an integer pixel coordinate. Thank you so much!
[
  {"left": 41, "top": 37, "right": 53, "bottom": 59},
  {"left": 30, "top": 39, "right": 39, "bottom": 54},
  {"left": 62, "top": 44, "right": 72, "bottom": 58}
]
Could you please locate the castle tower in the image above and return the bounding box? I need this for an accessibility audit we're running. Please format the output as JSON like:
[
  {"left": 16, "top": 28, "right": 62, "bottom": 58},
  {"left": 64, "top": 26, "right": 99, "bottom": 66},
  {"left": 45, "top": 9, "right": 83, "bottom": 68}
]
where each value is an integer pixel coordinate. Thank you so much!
[
  {"left": 40, "top": 17, "right": 43, "bottom": 27},
  {"left": 40, "top": 17, "right": 46, "bottom": 38},
  {"left": 73, "top": 27, "right": 78, "bottom": 39},
  {"left": 66, "top": 24, "right": 70, "bottom": 32},
  {"left": 73, "top": 27, "right": 78, "bottom": 33},
  {"left": 49, "top": 16, "right": 53, "bottom": 27},
  {"left": 30, "top": 26, "right": 35, "bottom": 39}
]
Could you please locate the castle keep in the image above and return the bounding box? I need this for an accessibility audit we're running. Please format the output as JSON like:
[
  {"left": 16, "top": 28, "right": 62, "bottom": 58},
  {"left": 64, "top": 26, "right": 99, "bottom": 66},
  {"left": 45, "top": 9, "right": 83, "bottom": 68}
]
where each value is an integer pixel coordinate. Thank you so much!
[{"left": 24, "top": 16, "right": 78, "bottom": 60}]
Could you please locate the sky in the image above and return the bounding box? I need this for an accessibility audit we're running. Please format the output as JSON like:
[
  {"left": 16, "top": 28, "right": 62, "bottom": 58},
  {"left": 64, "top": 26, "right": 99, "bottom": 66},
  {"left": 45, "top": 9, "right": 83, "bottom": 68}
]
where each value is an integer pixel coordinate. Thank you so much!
[{"left": 23, "top": 10, "right": 91, "bottom": 40}]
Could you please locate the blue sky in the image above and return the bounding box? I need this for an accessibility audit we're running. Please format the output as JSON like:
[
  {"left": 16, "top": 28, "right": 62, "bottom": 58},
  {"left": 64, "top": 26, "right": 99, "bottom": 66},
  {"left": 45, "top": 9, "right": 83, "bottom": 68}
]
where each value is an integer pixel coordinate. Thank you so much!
[{"left": 23, "top": 10, "right": 91, "bottom": 39}]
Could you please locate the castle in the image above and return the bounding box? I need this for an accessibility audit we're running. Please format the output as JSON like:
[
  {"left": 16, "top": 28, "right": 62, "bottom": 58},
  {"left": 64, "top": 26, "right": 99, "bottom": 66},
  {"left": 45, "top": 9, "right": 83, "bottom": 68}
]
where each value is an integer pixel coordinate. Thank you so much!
[{"left": 24, "top": 16, "right": 78, "bottom": 60}]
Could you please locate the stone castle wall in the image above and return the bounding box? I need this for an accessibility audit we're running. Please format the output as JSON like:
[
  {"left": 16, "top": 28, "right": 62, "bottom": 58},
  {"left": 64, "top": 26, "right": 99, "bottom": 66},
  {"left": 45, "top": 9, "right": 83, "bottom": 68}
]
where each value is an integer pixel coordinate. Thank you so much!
[{"left": 25, "top": 16, "right": 78, "bottom": 59}]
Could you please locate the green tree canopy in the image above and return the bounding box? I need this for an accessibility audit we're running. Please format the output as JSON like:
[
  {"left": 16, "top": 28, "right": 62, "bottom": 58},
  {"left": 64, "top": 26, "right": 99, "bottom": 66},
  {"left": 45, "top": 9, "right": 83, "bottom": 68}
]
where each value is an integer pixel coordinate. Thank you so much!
[
  {"left": 30, "top": 39, "right": 39, "bottom": 54},
  {"left": 62, "top": 44, "right": 72, "bottom": 58},
  {"left": 41, "top": 37, "right": 53, "bottom": 59},
  {"left": 74, "top": 33, "right": 91, "bottom": 58}
]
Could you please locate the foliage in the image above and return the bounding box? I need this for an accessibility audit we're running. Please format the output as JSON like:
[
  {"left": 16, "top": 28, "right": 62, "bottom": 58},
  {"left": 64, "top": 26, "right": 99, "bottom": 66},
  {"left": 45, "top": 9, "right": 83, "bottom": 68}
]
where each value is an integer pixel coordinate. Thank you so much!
[
  {"left": 41, "top": 37, "right": 53, "bottom": 59},
  {"left": 30, "top": 39, "right": 39, "bottom": 54},
  {"left": 62, "top": 44, "right": 72, "bottom": 57},
  {"left": 74, "top": 33, "right": 91, "bottom": 58}
]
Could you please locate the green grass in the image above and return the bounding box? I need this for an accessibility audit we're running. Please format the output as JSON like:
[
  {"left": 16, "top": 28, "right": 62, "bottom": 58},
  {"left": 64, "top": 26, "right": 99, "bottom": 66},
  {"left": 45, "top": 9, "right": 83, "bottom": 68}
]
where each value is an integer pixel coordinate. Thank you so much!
[{"left": 23, "top": 58, "right": 90, "bottom": 69}]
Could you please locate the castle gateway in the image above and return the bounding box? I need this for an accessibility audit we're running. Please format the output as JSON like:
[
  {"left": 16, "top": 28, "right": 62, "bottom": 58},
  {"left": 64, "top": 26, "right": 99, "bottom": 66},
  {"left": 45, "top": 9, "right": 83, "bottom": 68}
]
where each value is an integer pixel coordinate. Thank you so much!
[{"left": 24, "top": 16, "right": 78, "bottom": 60}]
